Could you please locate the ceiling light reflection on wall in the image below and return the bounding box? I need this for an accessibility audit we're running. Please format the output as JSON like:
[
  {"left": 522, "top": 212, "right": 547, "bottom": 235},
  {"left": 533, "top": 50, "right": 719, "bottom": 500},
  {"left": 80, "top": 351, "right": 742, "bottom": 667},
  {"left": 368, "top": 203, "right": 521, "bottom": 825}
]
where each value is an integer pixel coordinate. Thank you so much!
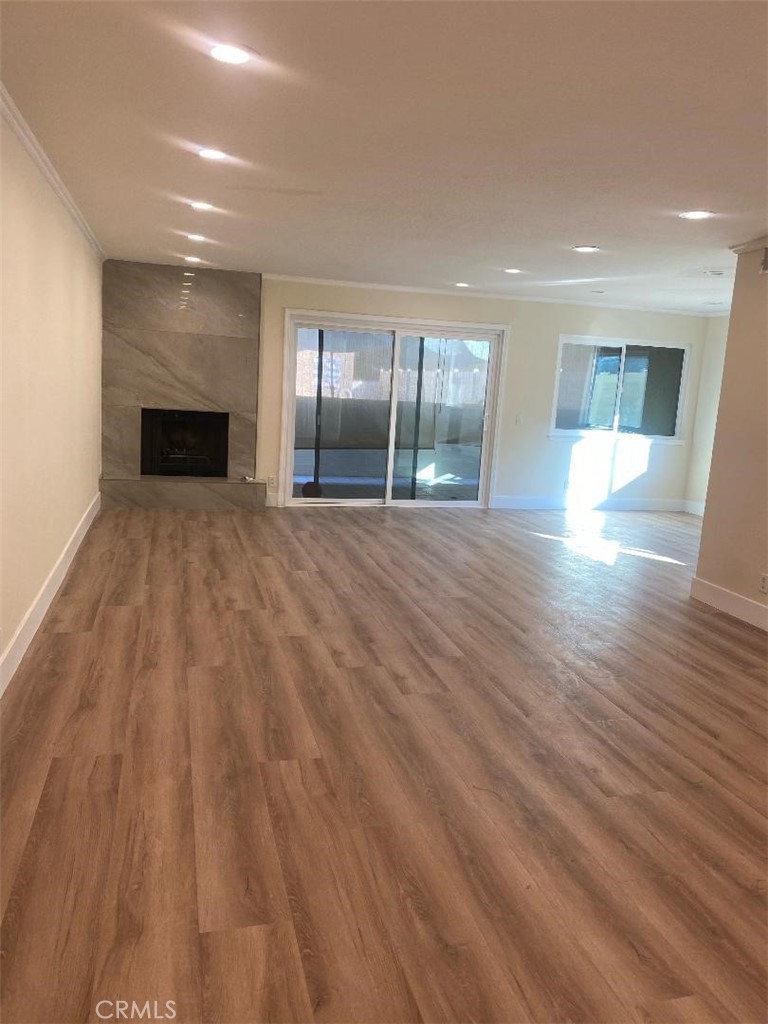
[
  {"left": 210, "top": 44, "right": 251, "bottom": 65},
  {"left": 198, "top": 148, "right": 227, "bottom": 161}
]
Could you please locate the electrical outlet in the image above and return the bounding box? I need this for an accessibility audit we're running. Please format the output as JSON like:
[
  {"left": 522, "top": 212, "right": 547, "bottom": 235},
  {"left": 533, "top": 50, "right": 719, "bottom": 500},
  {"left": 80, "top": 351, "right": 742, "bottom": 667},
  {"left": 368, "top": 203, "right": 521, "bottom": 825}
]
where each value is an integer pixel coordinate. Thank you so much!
[
  {"left": 760, "top": 574, "right": 768, "bottom": 595},
  {"left": 267, "top": 475, "right": 277, "bottom": 491}
]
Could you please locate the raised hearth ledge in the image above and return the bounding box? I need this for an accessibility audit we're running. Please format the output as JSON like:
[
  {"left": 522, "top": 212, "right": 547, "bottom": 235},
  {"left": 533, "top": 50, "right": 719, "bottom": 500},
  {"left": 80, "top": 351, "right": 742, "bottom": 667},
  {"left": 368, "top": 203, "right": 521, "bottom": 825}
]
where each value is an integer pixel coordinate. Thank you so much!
[{"left": 100, "top": 477, "right": 266, "bottom": 510}]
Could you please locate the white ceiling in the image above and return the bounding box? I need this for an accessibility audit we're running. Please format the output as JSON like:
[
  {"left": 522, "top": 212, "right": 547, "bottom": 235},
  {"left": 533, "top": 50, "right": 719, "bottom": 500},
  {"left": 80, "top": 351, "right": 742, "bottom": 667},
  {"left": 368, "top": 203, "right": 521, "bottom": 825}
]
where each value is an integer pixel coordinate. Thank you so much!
[{"left": 2, "top": 1, "right": 766, "bottom": 314}]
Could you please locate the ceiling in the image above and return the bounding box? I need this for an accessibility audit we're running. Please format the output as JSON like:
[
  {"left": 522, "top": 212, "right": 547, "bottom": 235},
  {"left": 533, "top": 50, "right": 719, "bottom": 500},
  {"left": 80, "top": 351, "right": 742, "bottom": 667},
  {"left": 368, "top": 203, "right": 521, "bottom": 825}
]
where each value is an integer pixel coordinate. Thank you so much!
[{"left": 2, "top": 1, "right": 766, "bottom": 314}]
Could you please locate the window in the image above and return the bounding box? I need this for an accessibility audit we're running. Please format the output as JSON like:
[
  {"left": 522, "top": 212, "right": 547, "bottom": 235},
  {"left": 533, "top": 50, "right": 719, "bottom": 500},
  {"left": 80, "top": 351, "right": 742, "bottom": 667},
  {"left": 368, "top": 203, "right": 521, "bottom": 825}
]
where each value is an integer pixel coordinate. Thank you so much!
[{"left": 553, "top": 337, "right": 686, "bottom": 438}]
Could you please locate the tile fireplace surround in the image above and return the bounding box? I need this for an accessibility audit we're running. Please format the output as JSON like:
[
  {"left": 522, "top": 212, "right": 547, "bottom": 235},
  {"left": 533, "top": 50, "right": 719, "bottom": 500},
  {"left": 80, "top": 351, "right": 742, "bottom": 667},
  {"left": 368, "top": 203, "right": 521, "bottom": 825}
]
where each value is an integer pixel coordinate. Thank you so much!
[{"left": 100, "top": 259, "right": 265, "bottom": 510}]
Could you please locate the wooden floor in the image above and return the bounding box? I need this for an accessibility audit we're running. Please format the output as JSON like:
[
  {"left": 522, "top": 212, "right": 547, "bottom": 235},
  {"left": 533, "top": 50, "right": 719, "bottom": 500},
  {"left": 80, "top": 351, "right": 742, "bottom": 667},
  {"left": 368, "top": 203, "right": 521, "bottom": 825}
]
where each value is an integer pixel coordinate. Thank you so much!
[{"left": 1, "top": 508, "right": 766, "bottom": 1024}]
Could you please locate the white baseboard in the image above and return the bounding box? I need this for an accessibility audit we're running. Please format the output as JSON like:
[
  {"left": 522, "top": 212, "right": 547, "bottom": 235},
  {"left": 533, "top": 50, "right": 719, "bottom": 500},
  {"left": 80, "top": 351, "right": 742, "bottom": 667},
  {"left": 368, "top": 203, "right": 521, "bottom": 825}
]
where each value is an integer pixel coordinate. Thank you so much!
[
  {"left": 690, "top": 576, "right": 768, "bottom": 631},
  {"left": 490, "top": 495, "right": 685, "bottom": 512},
  {"left": 0, "top": 493, "right": 101, "bottom": 697},
  {"left": 490, "top": 495, "right": 561, "bottom": 510},
  {"left": 684, "top": 500, "right": 705, "bottom": 516}
]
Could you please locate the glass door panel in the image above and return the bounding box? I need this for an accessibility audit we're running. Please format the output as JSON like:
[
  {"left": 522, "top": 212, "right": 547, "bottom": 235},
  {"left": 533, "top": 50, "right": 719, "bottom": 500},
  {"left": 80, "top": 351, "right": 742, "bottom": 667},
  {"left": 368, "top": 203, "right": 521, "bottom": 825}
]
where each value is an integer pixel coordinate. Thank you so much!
[
  {"left": 292, "top": 327, "right": 395, "bottom": 500},
  {"left": 391, "top": 336, "right": 491, "bottom": 502}
]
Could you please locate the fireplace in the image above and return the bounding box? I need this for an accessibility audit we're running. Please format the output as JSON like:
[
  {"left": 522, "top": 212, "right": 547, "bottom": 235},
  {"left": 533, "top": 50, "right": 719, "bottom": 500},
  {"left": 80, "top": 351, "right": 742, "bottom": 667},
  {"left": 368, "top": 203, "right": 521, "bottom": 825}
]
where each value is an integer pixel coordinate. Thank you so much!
[{"left": 141, "top": 409, "right": 229, "bottom": 477}]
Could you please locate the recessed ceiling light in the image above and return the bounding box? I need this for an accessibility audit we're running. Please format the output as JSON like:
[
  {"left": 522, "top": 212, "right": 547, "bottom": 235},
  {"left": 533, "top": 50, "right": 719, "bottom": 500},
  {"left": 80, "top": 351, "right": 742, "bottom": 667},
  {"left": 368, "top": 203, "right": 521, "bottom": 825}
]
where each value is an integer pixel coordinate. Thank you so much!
[
  {"left": 186, "top": 233, "right": 206, "bottom": 242},
  {"left": 572, "top": 245, "right": 601, "bottom": 253},
  {"left": 455, "top": 282, "right": 469, "bottom": 288},
  {"left": 189, "top": 201, "right": 213, "bottom": 211},
  {"left": 198, "top": 148, "right": 227, "bottom": 161},
  {"left": 504, "top": 268, "right": 522, "bottom": 274},
  {"left": 679, "top": 210, "right": 714, "bottom": 220},
  {"left": 184, "top": 256, "right": 202, "bottom": 263},
  {"left": 210, "top": 44, "right": 251, "bottom": 65},
  {"left": 183, "top": 271, "right": 195, "bottom": 276}
]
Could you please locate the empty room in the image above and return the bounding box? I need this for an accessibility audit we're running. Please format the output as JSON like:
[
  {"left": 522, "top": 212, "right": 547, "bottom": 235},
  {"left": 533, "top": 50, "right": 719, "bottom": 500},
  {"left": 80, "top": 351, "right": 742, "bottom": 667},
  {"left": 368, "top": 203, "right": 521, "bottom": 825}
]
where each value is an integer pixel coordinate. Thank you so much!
[{"left": 1, "top": 2, "right": 766, "bottom": 1022}]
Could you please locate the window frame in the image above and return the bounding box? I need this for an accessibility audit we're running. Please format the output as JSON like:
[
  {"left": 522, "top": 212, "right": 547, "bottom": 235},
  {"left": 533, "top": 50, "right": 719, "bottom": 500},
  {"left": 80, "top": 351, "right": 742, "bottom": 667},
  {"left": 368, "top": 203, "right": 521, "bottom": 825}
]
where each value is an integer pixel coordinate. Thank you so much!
[{"left": 548, "top": 334, "right": 690, "bottom": 443}]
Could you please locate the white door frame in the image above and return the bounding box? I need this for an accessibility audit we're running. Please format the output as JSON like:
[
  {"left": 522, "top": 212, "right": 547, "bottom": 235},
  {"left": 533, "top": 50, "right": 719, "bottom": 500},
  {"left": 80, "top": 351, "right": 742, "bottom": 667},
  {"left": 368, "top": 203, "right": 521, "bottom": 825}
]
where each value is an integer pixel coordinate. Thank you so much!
[{"left": 278, "top": 309, "right": 508, "bottom": 508}]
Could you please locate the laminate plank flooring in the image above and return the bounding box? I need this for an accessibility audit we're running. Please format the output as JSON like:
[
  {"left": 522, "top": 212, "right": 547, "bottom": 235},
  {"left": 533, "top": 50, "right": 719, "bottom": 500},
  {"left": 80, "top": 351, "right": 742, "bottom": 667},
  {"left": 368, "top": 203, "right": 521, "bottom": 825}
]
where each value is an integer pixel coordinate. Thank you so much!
[
  {"left": 1, "top": 754, "right": 122, "bottom": 1023},
  {"left": 1, "top": 507, "right": 766, "bottom": 1023}
]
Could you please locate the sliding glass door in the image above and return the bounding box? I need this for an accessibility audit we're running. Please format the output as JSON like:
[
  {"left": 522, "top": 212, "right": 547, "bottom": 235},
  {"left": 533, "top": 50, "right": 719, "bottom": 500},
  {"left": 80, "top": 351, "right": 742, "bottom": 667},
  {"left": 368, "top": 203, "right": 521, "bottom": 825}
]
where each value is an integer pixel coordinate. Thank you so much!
[
  {"left": 391, "top": 336, "right": 491, "bottom": 502},
  {"left": 286, "top": 316, "right": 501, "bottom": 506},
  {"left": 292, "top": 327, "right": 395, "bottom": 499}
]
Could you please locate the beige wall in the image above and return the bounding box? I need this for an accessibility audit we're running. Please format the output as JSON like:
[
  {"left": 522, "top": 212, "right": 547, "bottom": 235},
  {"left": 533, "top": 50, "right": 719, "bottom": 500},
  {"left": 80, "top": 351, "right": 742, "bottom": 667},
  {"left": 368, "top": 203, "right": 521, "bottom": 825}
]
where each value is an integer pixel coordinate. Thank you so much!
[
  {"left": 685, "top": 316, "right": 729, "bottom": 511},
  {"left": 695, "top": 246, "right": 767, "bottom": 610},
  {"left": 258, "top": 278, "right": 710, "bottom": 507},
  {"left": 1, "top": 120, "right": 102, "bottom": 661}
]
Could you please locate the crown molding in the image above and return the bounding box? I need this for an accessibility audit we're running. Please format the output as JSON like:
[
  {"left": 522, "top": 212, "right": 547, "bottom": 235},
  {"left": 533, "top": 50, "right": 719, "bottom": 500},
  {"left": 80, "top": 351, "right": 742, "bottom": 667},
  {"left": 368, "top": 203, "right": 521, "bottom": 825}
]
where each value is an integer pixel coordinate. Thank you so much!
[
  {"left": 263, "top": 273, "right": 727, "bottom": 318},
  {"left": 0, "top": 81, "right": 104, "bottom": 258},
  {"left": 731, "top": 235, "right": 768, "bottom": 255}
]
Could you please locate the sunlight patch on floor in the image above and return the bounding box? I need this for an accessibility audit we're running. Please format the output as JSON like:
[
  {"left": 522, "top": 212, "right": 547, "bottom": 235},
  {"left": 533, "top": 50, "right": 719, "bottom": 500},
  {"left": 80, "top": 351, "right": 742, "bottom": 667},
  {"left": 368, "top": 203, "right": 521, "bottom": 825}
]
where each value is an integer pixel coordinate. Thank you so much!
[{"left": 565, "top": 434, "right": 652, "bottom": 510}]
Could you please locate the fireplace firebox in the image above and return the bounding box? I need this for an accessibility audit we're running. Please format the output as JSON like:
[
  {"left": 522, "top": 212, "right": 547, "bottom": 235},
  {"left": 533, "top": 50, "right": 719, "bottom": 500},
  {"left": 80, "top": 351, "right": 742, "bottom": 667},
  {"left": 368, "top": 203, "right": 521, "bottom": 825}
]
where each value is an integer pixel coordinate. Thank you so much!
[{"left": 141, "top": 409, "right": 229, "bottom": 477}]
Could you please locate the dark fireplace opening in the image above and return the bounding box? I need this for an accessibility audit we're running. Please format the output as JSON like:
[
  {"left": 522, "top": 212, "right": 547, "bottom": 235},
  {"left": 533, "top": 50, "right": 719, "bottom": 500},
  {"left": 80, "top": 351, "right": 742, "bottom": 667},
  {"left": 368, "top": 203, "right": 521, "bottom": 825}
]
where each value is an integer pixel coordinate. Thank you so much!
[{"left": 141, "top": 409, "right": 229, "bottom": 477}]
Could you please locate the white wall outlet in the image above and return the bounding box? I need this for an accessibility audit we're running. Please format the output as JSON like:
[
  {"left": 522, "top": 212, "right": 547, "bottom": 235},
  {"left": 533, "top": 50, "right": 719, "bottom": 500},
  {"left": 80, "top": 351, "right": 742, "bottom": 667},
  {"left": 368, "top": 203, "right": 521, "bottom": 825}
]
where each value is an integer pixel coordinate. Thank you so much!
[
  {"left": 267, "top": 475, "right": 277, "bottom": 491},
  {"left": 760, "top": 574, "right": 768, "bottom": 595}
]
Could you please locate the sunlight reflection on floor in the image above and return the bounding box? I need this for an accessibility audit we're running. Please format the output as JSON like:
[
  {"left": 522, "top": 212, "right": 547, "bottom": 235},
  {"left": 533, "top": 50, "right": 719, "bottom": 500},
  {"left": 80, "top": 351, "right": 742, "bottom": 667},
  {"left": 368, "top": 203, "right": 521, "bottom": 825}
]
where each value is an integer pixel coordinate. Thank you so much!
[{"left": 531, "top": 520, "right": 686, "bottom": 567}]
